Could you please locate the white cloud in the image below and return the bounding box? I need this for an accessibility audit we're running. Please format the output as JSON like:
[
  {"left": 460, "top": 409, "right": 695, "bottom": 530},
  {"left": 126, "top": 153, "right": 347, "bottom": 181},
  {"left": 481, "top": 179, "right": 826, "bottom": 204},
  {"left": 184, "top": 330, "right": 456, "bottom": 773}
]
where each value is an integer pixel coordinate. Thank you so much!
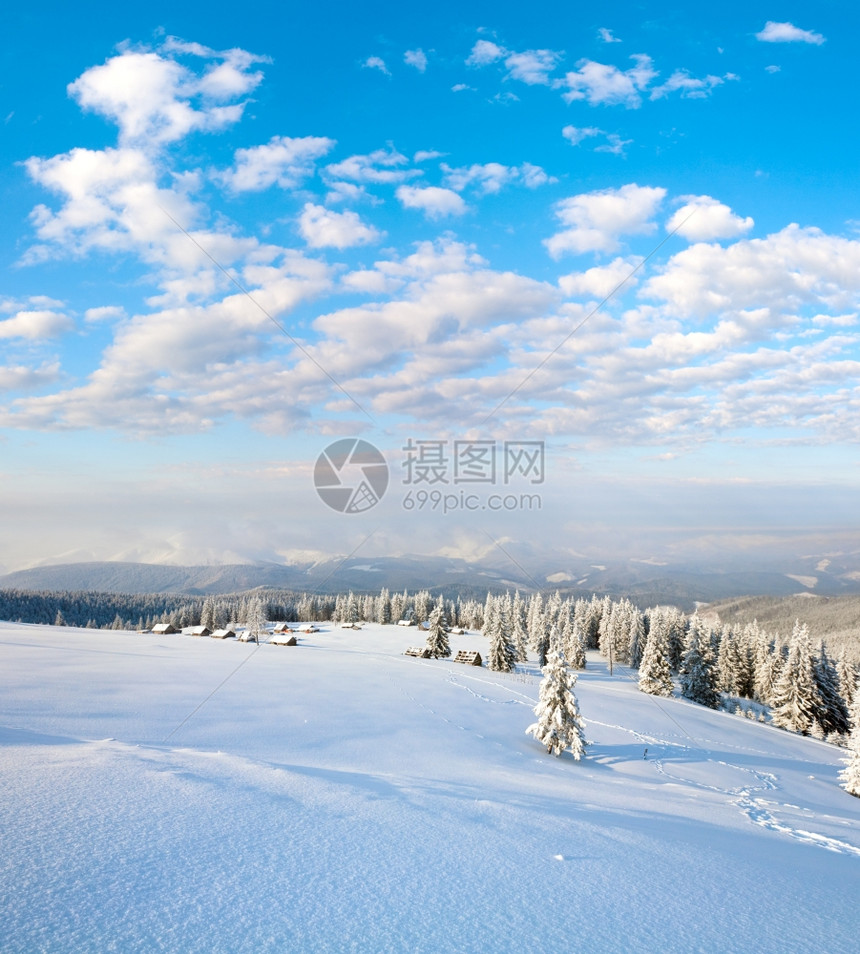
[
  {"left": 559, "top": 257, "right": 642, "bottom": 298},
  {"left": 324, "top": 181, "right": 367, "bottom": 204},
  {"left": 310, "top": 239, "right": 558, "bottom": 385},
  {"left": 642, "top": 225, "right": 860, "bottom": 319},
  {"left": 84, "top": 305, "right": 126, "bottom": 323},
  {"left": 765, "top": 65, "right": 781, "bottom": 74},
  {"left": 442, "top": 161, "right": 555, "bottom": 195},
  {"left": 1, "top": 295, "right": 65, "bottom": 313},
  {"left": 563, "top": 126, "right": 630, "bottom": 154},
  {"left": 562, "top": 125, "right": 602, "bottom": 145},
  {"left": 544, "top": 184, "right": 666, "bottom": 258},
  {"left": 362, "top": 56, "right": 390, "bottom": 75},
  {"left": 324, "top": 148, "right": 419, "bottom": 185},
  {"left": 22, "top": 144, "right": 206, "bottom": 265},
  {"left": 340, "top": 269, "right": 401, "bottom": 295},
  {"left": 667, "top": 196, "right": 754, "bottom": 241},
  {"left": 404, "top": 49, "right": 428, "bottom": 72},
  {"left": 650, "top": 70, "right": 726, "bottom": 100},
  {"left": 595, "top": 133, "right": 632, "bottom": 155},
  {"left": 0, "top": 310, "right": 74, "bottom": 340},
  {"left": 0, "top": 362, "right": 61, "bottom": 392},
  {"left": 298, "top": 203, "right": 382, "bottom": 249},
  {"left": 68, "top": 44, "right": 265, "bottom": 147},
  {"left": 558, "top": 54, "right": 656, "bottom": 107},
  {"left": 756, "top": 22, "right": 825, "bottom": 45},
  {"left": 504, "top": 49, "right": 562, "bottom": 86},
  {"left": 2, "top": 253, "right": 333, "bottom": 433},
  {"left": 598, "top": 28, "right": 622, "bottom": 44},
  {"left": 395, "top": 185, "right": 467, "bottom": 219},
  {"left": 466, "top": 39, "right": 562, "bottom": 85},
  {"left": 217, "top": 136, "right": 335, "bottom": 192},
  {"left": 811, "top": 313, "right": 857, "bottom": 327},
  {"left": 466, "top": 40, "right": 506, "bottom": 66}
]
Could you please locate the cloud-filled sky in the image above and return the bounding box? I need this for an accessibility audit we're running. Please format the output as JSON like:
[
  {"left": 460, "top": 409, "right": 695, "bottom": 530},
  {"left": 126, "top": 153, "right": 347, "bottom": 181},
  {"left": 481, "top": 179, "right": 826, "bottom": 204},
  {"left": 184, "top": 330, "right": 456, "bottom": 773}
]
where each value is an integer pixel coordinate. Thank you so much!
[{"left": 1, "top": 1, "right": 859, "bottom": 575}]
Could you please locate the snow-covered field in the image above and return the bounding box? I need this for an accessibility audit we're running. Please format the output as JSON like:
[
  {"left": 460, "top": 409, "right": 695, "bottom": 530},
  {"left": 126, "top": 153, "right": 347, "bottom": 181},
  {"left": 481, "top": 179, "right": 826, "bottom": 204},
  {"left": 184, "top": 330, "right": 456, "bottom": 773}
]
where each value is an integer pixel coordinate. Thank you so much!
[{"left": 1, "top": 620, "right": 858, "bottom": 953}]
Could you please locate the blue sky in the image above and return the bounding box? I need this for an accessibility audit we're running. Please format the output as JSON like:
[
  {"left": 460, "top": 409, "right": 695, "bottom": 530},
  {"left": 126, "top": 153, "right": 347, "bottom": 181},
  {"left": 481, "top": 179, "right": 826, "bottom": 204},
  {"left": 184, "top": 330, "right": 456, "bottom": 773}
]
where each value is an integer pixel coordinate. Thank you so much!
[{"left": 1, "top": 1, "right": 859, "bottom": 574}]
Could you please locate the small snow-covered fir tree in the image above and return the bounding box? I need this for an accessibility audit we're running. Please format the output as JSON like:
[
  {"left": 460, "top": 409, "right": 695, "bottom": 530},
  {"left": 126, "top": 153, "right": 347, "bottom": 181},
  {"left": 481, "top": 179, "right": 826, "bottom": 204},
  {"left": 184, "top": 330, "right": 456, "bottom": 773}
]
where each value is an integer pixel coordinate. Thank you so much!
[
  {"left": 839, "top": 679, "right": 860, "bottom": 798},
  {"left": 680, "top": 627, "right": 719, "bottom": 709},
  {"left": 563, "top": 617, "right": 586, "bottom": 670},
  {"left": 526, "top": 649, "right": 587, "bottom": 759},
  {"left": 377, "top": 589, "right": 392, "bottom": 625},
  {"left": 638, "top": 626, "right": 674, "bottom": 697},
  {"left": 486, "top": 598, "right": 517, "bottom": 673},
  {"left": 345, "top": 591, "right": 360, "bottom": 624},
  {"left": 755, "top": 640, "right": 783, "bottom": 706},
  {"left": 770, "top": 621, "right": 818, "bottom": 735},
  {"left": 246, "top": 596, "right": 266, "bottom": 644},
  {"left": 200, "top": 597, "right": 216, "bottom": 631},
  {"left": 717, "top": 627, "right": 740, "bottom": 694},
  {"left": 426, "top": 605, "right": 450, "bottom": 658},
  {"left": 512, "top": 601, "right": 529, "bottom": 662},
  {"left": 527, "top": 593, "right": 544, "bottom": 651},
  {"left": 813, "top": 641, "right": 850, "bottom": 736},
  {"left": 837, "top": 648, "right": 857, "bottom": 708},
  {"left": 627, "top": 612, "right": 646, "bottom": 670}
]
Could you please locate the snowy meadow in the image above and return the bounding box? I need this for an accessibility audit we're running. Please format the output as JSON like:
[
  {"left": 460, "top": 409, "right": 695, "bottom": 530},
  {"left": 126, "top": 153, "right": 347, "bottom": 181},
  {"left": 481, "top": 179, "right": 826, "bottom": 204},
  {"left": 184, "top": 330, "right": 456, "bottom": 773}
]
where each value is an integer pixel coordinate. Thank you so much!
[{"left": 1, "top": 620, "right": 858, "bottom": 953}]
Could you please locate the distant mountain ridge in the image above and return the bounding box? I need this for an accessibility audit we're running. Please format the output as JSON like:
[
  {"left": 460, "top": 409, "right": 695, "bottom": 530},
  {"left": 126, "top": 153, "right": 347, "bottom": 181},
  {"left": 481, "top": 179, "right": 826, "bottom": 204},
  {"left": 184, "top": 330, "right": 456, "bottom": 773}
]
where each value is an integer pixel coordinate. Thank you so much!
[{"left": 4, "top": 553, "right": 860, "bottom": 609}]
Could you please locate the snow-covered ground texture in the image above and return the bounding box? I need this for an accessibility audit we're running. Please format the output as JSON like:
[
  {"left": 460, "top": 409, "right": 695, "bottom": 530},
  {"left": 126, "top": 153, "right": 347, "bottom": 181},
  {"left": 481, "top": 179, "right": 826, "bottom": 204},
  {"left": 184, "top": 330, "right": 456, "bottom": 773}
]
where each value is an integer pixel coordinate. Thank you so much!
[{"left": 1, "top": 620, "right": 858, "bottom": 954}]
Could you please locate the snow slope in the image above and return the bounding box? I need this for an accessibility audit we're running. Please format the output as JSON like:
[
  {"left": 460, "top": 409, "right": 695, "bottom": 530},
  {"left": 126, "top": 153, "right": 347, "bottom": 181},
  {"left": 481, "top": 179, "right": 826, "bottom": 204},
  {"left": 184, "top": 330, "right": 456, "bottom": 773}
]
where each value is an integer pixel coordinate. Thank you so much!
[{"left": 1, "top": 621, "right": 858, "bottom": 953}]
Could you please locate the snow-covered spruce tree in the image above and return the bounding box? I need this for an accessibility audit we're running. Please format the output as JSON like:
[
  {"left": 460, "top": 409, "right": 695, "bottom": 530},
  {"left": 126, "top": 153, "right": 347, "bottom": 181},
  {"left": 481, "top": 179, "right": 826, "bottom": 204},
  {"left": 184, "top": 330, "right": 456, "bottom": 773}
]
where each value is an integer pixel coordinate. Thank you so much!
[
  {"left": 840, "top": 679, "right": 860, "bottom": 797},
  {"left": 598, "top": 603, "right": 616, "bottom": 664},
  {"left": 627, "top": 611, "right": 646, "bottom": 670},
  {"left": 527, "top": 593, "right": 544, "bottom": 651},
  {"left": 836, "top": 648, "right": 857, "bottom": 708},
  {"left": 680, "top": 627, "right": 720, "bottom": 709},
  {"left": 585, "top": 596, "right": 605, "bottom": 650},
  {"left": 733, "top": 629, "right": 756, "bottom": 699},
  {"left": 482, "top": 591, "right": 496, "bottom": 637},
  {"left": 413, "top": 590, "right": 431, "bottom": 625},
  {"left": 638, "top": 626, "right": 674, "bottom": 697},
  {"left": 377, "top": 588, "right": 392, "bottom": 625},
  {"left": 526, "top": 649, "right": 587, "bottom": 759},
  {"left": 753, "top": 628, "right": 774, "bottom": 703},
  {"left": 535, "top": 621, "right": 551, "bottom": 669},
  {"left": 717, "top": 626, "right": 739, "bottom": 694},
  {"left": 487, "top": 597, "right": 517, "bottom": 673},
  {"left": 756, "top": 639, "right": 783, "bottom": 706},
  {"left": 512, "top": 597, "right": 529, "bottom": 662},
  {"left": 770, "top": 621, "right": 819, "bottom": 735},
  {"left": 664, "top": 608, "right": 687, "bottom": 672},
  {"left": 563, "top": 616, "right": 586, "bottom": 669},
  {"left": 426, "top": 605, "right": 451, "bottom": 658},
  {"left": 345, "top": 591, "right": 360, "bottom": 624},
  {"left": 814, "top": 641, "right": 850, "bottom": 736},
  {"left": 606, "top": 599, "right": 635, "bottom": 665},
  {"left": 200, "top": 597, "right": 216, "bottom": 631},
  {"left": 246, "top": 596, "right": 266, "bottom": 643}
]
